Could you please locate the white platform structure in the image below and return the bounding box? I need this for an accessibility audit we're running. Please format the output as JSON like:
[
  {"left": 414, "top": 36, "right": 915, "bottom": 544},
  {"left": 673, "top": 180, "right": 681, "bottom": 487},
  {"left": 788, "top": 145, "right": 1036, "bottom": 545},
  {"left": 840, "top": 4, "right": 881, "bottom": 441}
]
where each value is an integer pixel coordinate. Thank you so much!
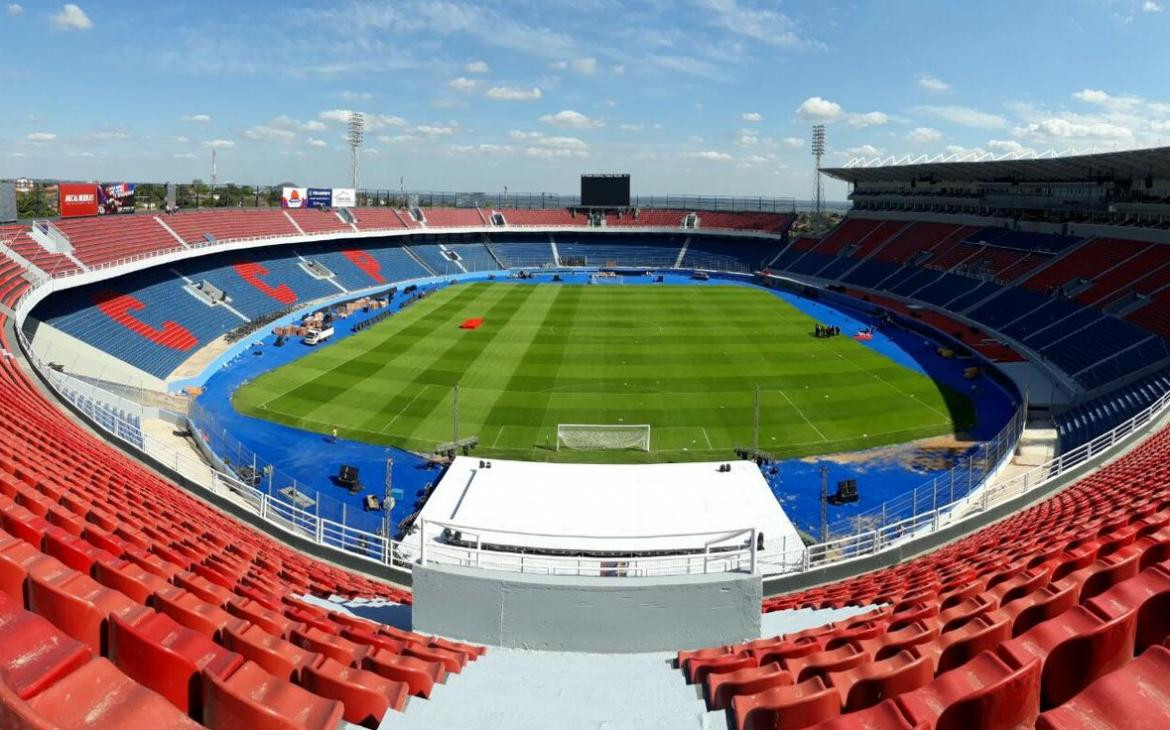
[{"left": 401, "top": 457, "right": 805, "bottom": 577}]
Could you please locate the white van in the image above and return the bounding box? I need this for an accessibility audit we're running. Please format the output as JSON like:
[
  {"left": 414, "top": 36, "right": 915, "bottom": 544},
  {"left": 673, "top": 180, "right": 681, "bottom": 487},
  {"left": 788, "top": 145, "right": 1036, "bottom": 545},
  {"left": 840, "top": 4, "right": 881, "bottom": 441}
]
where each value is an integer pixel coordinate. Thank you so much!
[{"left": 303, "top": 326, "right": 334, "bottom": 345}]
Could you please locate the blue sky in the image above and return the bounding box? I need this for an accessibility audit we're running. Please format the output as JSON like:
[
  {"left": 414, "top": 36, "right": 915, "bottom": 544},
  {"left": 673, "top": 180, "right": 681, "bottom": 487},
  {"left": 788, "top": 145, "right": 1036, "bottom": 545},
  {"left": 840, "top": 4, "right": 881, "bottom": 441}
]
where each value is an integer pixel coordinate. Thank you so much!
[{"left": 2, "top": 1, "right": 1168, "bottom": 200}]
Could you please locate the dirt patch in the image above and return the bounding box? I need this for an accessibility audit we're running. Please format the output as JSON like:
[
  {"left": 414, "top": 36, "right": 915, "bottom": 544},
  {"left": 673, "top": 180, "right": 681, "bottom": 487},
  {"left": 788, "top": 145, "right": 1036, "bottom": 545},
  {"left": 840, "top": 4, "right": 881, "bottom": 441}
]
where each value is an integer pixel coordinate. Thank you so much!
[{"left": 802, "top": 431, "right": 979, "bottom": 472}]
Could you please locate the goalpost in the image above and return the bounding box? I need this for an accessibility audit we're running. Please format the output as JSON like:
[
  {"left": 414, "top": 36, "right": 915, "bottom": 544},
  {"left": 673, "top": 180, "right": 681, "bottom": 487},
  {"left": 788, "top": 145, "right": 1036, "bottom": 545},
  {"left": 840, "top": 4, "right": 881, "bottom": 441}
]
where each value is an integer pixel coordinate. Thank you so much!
[
  {"left": 556, "top": 424, "right": 651, "bottom": 452},
  {"left": 589, "top": 272, "right": 624, "bottom": 285}
]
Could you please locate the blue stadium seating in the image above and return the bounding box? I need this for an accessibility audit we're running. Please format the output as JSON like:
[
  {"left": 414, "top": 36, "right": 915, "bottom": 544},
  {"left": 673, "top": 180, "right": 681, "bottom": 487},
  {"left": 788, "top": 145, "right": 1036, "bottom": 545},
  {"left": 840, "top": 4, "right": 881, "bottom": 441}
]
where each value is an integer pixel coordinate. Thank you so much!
[
  {"left": 487, "top": 238, "right": 556, "bottom": 267},
  {"left": 682, "top": 236, "right": 785, "bottom": 272},
  {"left": 556, "top": 235, "right": 682, "bottom": 268},
  {"left": 445, "top": 243, "right": 502, "bottom": 272},
  {"left": 1056, "top": 367, "right": 1170, "bottom": 450}
]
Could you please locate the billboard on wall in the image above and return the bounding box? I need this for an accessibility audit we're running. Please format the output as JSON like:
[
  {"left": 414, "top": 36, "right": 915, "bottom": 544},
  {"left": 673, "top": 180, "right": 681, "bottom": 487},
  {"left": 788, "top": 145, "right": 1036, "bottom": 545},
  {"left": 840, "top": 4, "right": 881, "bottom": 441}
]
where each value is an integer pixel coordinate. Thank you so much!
[
  {"left": 306, "top": 188, "right": 333, "bottom": 208},
  {"left": 331, "top": 188, "right": 356, "bottom": 207},
  {"left": 59, "top": 183, "right": 100, "bottom": 218},
  {"left": 98, "top": 183, "right": 136, "bottom": 215},
  {"left": 281, "top": 187, "right": 308, "bottom": 208}
]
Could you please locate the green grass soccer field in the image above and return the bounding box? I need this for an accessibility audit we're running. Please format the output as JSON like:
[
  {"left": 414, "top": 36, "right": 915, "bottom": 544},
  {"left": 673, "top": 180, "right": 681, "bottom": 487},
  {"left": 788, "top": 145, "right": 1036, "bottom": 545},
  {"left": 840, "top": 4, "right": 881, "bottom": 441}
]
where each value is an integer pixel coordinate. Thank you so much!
[{"left": 233, "top": 282, "right": 975, "bottom": 463}]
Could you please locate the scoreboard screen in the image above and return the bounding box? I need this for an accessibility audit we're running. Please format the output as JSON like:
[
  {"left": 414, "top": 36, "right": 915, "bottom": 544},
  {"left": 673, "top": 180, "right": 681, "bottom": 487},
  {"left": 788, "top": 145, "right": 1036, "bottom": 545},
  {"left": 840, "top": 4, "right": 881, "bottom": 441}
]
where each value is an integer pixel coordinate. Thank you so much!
[{"left": 580, "top": 174, "right": 630, "bottom": 207}]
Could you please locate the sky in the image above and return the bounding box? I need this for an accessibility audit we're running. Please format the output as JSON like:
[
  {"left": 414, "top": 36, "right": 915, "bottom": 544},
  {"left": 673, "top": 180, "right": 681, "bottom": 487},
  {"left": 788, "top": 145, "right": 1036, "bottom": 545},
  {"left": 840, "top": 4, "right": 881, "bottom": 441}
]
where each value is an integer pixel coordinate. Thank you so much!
[{"left": 1, "top": 1, "right": 1169, "bottom": 200}]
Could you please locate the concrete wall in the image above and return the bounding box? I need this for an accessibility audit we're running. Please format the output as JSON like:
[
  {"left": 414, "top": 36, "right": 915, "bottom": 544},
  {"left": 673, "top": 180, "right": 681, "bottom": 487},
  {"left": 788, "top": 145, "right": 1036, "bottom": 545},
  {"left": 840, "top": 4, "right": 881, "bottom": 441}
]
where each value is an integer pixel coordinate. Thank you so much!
[
  {"left": 413, "top": 563, "right": 761, "bottom": 652},
  {"left": 24, "top": 318, "right": 166, "bottom": 390}
]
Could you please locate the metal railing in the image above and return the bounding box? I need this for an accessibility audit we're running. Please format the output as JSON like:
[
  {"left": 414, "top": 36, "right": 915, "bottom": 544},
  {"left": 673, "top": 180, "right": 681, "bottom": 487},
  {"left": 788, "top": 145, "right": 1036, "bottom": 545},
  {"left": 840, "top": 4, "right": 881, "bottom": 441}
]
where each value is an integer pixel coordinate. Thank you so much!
[{"left": 821, "top": 397, "right": 1029, "bottom": 542}]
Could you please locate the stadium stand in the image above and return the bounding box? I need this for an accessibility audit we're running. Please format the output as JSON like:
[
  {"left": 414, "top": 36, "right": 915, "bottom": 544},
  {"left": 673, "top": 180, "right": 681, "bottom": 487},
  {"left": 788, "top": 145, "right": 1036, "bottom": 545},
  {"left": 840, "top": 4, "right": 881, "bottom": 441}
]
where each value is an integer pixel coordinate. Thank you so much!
[
  {"left": 55, "top": 215, "right": 179, "bottom": 267},
  {"left": 0, "top": 251, "right": 489, "bottom": 727},
  {"left": 679, "top": 418, "right": 1170, "bottom": 729},
  {"left": 351, "top": 208, "right": 409, "bottom": 231},
  {"left": 419, "top": 207, "right": 485, "bottom": 228},
  {"left": 498, "top": 207, "right": 581, "bottom": 226},
  {"left": 162, "top": 209, "right": 298, "bottom": 244},
  {"left": 284, "top": 208, "right": 354, "bottom": 235}
]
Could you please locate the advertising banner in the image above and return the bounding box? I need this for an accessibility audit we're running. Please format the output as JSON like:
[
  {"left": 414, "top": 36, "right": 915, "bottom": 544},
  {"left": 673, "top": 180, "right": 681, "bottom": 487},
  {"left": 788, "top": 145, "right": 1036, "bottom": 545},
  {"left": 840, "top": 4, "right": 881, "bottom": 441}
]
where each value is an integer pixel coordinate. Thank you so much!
[
  {"left": 331, "top": 188, "right": 357, "bottom": 208},
  {"left": 306, "top": 188, "right": 333, "bottom": 208},
  {"left": 98, "top": 183, "right": 136, "bottom": 215},
  {"left": 58, "top": 183, "right": 100, "bottom": 218},
  {"left": 281, "top": 187, "right": 308, "bottom": 209}
]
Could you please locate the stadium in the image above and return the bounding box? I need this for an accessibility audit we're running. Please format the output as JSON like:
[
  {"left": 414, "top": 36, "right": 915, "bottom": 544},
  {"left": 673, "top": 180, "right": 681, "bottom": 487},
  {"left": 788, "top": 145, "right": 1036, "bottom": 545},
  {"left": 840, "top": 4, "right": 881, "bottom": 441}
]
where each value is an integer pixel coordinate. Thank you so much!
[{"left": 3, "top": 3, "right": 1170, "bottom": 729}]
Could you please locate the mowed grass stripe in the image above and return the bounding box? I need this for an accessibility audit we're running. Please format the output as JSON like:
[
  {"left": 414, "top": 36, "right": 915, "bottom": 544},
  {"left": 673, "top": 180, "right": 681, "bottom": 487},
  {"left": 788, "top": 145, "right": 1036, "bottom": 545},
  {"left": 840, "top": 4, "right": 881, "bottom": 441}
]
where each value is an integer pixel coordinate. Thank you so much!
[{"left": 234, "top": 283, "right": 974, "bottom": 462}]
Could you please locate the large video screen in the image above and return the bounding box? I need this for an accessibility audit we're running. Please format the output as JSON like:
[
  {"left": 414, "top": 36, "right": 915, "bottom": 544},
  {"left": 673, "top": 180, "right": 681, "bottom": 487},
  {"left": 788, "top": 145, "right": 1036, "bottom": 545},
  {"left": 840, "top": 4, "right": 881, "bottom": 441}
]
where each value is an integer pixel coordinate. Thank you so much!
[{"left": 581, "top": 174, "right": 630, "bottom": 207}]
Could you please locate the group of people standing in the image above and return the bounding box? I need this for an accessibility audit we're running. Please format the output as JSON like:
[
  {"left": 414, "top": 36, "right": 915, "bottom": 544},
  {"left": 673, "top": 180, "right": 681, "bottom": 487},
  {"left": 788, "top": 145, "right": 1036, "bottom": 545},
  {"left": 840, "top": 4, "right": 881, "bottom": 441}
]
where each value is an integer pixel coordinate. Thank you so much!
[{"left": 814, "top": 323, "right": 841, "bottom": 338}]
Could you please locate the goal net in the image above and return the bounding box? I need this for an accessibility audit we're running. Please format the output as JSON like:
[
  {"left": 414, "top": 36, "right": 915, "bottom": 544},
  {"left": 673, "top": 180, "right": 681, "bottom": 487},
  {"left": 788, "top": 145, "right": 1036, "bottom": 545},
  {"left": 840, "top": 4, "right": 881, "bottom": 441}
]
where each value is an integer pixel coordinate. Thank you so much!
[
  {"left": 556, "top": 424, "right": 651, "bottom": 451},
  {"left": 589, "top": 272, "right": 624, "bottom": 285}
]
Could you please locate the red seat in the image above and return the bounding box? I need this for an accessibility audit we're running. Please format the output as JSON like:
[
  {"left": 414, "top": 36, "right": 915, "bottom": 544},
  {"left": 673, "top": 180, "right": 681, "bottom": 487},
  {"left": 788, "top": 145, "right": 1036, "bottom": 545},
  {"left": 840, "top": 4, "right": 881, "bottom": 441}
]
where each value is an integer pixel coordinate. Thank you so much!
[
  {"left": 784, "top": 643, "right": 868, "bottom": 683},
  {"left": 896, "top": 651, "right": 1041, "bottom": 730},
  {"left": 826, "top": 650, "right": 934, "bottom": 713},
  {"left": 732, "top": 676, "right": 842, "bottom": 730},
  {"left": 42, "top": 527, "right": 113, "bottom": 574},
  {"left": 154, "top": 586, "right": 247, "bottom": 639},
  {"left": 1, "top": 656, "right": 201, "bottom": 728},
  {"left": 26, "top": 568, "right": 148, "bottom": 653},
  {"left": 301, "top": 654, "right": 409, "bottom": 727},
  {"left": 173, "top": 570, "right": 234, "bottom": 607},
  {"left": 202, "top": 659, "right": 344, "bottom": 730},
  {"left": 222, "top": 622, "right": 318, "bottom": 681},
  {"left": 291, "top": 624, "right": 370, "bottom": 666},
  {"left": 0, "top": 533, "right": 69, "bottom": 604},
  {"left": 1036, "top": 645, "right": 1170, "bottom": 729},
  {"left": 226, "top": 596, "right": 297, "bottom": 638},
  {"left": 0, "top": 590, "right": 92, "bottom": 699},
  {"left": 687, "top": 652, "right": 757, "bottom": 685},
  {"left": 996, "top": 604, "right": 1137, "bottom": 709},
  {"left": 812, "top": 699, "right": 928, "bottom": 729},
  {"left": 109, "top": 612, "right": 244, "bottom": 719},
  {"left": 704, "top": 661, "right": 792, "bottom": 711},
  {"left": 364, "top": 647, "right": 443, "bottom": 698},
  {"left": 1086, "top": 563, "right": 1170, "bottom": 653},
  {"left": 93, "top": 557, "right": 171, "bottom": 605}
]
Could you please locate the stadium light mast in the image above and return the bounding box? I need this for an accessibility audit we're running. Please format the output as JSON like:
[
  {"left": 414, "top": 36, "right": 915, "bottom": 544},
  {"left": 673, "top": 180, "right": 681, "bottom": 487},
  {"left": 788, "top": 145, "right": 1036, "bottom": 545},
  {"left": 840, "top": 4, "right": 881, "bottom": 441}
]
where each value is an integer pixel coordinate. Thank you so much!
[
  {"left": 811, "top": 125, "right": 826, "bottom": 215},
  {"left": 348, "top": 111, "right": 365, "bottom": 192}
]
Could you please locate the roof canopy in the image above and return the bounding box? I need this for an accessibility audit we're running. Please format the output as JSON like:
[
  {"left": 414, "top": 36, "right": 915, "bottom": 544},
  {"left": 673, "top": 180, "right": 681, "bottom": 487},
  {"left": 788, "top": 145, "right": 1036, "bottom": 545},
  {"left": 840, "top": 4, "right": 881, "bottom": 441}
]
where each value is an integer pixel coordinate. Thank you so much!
[{"left": 822, "top": 146, "right": 1170, "bottom": 185}]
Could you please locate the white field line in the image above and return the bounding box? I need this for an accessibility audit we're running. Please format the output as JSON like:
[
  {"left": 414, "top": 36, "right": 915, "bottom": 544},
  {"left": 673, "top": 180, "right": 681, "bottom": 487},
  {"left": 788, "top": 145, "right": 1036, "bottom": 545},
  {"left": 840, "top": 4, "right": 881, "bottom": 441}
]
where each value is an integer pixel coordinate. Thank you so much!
[{"left": 778, "top": 390, "right": 829, "bottom": 442}]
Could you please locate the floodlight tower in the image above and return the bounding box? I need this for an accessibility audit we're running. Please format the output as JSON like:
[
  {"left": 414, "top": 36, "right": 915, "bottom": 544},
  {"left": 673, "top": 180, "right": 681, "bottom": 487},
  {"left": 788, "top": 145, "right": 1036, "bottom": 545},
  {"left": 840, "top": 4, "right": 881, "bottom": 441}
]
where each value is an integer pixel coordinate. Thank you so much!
[
  {"left": 811, "top": 124, "right": 826, "bottom": 215},
  {"left": 348, "top": 111, "right": 365, "bottom": 192}
]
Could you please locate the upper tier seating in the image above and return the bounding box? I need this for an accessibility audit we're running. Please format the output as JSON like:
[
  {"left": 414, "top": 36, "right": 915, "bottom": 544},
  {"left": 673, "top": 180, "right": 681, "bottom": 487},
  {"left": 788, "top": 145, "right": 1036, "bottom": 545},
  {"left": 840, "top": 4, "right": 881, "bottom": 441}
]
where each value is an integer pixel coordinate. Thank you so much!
[
  {"left": 420, "top": 208, "right": 486, "bottom": 228},
  {"left": 56, "top": 215, "right": 179, "bottom": 267},
  {"left": 557, "top": 235, "right": 684, "bottom": 268},
  {"left": 351, "top": 208, "right": 410, "bottom": 231},
  {"left": 285, "top": 208, "right": 354, "bottom": 235},
  {"left": 498, "top": 208, "right": 581, "bottom": 226},
  {"left": 1, "top": 223, "right": 81, "bottom": 276},
  {"left": 162, "top": 210, "right": 298, "bottom": 244},
  {"left": 606, "top": 210, "right": 684, "bottom": 228}
]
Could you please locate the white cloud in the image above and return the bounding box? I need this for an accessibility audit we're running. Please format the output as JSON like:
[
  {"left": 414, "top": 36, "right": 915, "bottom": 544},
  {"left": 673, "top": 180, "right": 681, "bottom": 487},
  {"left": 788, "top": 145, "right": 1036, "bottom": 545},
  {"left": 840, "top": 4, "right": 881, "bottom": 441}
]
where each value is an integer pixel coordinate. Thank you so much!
[
  {"left": 203, "top": 139, "right": 235, "bottom": 149},
  {"left": 26, "top": 132, "right": 56, "bottom": 143},
  {"left": 516, "top": 132, "right": 589, "bottom": 159},
  {"left": 612, "top": 64, "right": 626, "bottom": 75},
  {"left": 734, "top": 129, "right": 758, "bottom": 147},
  {"left": 308, "top": 138, "right": 328, "bottom": 148},
  {"left": 7, "top": 4, "right": 23, "bottom": 16},
  {"left": 1072, "top": 88, "right": 1141, "bottom": 111},
  {"left": 570, "top": 57, "right": 597, "bottom": 74},
  {"left": 988, "top": 139, "right": 1032, "bottom": 154},
  {"left": 317, "top": 109, "right": 406, "bottom": 129},
  {"left": 689, "top": 150, "right": 733, "bottom": 161},
  {"left": 448, "top": 77, "right": 478, "bottom": 93},
  {"left": 698, "top": 0, "right": 807, "bottom": 48},
  {"left": 914, "top": 105, "right": 1007, "bottom": 128},
  {"left": 906, "top": 126, "right": 942, "bottom": 142},
  {"left": 182, "top": 114, "right": 211, "bottom": 124},
  {"left": 619, "top": 123, "right": 644, "bottom": 132},
  {"left": 918, "top": 74, "right": 950, "bottom": 92},
  {"left": 172, "top": 153, "right": 197, "bottom": 159},
  {"left": 796, "top": 96, "right": 843, "bottom": 121},
  {"left": 244, "top": 124, "right": 296, "bottom": 142},
  {"left": 486, "top": 86, "right": 542, "bottom": 101},
  {"left": 1143, "top": 1, "right": 1162, "bottom": 12},
  {"left": 1014, "top": 117, "right": 1134, "bottom": 141},
  {"left": 742, "top": 112, "right": 762, "bottom": 123},
  {"left": 548, "top": 60, "right": 567, "bottom": 70},
  {"left": 50, "top": 3, "right": 91, "bottom": 30},
  {"left": 413, "top": 123, "right": 458, "bottom": 137},
  {"left": 301, "top": 120, "right": 326, "bottom": 131},
  {"left": 782, "top": 137, "right": 804, "bottom": 148},
  {"left": 337, "top": 90, "right": 374, "bottom": 101},
  {"left": 465, "top": 60, "right": 490, "bottom": 74},
  {"left": 1152, "top": 120, "right": 1170, "bottom": 132},
  {"left": 539, "top": 109, "right": 604, "bottom": 130},
  {"left": 847, "top": 111, "right": 889, "bottom": 127},
  {"left": 841, "top": 145, "right": 883, "bottom": 158}
]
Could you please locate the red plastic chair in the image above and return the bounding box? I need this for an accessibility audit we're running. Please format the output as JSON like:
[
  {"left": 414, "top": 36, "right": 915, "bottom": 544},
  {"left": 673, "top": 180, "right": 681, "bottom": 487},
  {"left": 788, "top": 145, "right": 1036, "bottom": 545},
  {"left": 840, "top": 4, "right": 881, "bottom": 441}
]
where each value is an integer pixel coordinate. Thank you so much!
[
  {"left": 300, "top": 654, "right": 409, "bottom": 727},
  {"left": 1036, "top": 645, "right": 1170, "bottom": 729},
  {"left": 201, "top": 660, "right": 344, "bottom": 730},
  {"left": 0, "top": 589, "right": 92, "bottom": 699},
  {"left": 896, "top": 651, "right": 1042, "bottom": 730},
  {"left": 221, "top": 622, "right": 319, "bottom": 681}
]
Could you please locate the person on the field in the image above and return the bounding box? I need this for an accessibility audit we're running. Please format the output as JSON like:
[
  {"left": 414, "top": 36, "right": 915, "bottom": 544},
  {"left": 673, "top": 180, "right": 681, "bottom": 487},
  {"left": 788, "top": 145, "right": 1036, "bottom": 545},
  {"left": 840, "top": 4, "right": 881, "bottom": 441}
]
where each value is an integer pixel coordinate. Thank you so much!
[{"left": 331, "top": 427, "right": 338, "bottom": 444}]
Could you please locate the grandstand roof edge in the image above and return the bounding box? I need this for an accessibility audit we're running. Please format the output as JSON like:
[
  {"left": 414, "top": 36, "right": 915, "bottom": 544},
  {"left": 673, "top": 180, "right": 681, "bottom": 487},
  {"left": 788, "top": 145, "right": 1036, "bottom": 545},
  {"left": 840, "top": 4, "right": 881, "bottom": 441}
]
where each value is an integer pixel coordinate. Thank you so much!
[{"left": 821, "top": 145, "right": 1170, "bottom": 184}]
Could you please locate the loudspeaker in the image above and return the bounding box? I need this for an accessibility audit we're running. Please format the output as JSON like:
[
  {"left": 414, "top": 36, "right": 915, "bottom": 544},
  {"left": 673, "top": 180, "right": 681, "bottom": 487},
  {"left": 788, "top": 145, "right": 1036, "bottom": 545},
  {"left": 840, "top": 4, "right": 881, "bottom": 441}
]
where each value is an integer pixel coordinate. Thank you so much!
[{"left": 337, "top": 465, "right": 359, "bottom": 486}]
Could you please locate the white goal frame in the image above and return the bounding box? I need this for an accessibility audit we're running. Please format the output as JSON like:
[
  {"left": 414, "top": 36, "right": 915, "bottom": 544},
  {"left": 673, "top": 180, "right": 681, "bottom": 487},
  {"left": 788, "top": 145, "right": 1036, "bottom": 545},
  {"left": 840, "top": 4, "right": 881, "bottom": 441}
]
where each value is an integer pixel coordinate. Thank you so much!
[
  {"left": 589, "top": 272, "right": 624, "bottom": 285},
  {"left": 556, "top": 423, "right": 651, "bottom": 452}
]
